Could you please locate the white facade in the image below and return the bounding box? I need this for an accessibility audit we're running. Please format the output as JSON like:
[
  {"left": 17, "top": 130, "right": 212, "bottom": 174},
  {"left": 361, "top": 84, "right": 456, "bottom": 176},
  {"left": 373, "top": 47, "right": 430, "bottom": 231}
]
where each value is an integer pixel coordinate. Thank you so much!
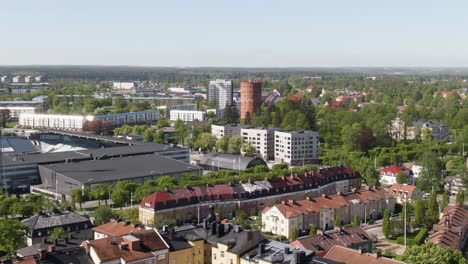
[
  {"left": 24, "top": 76, "right": 34, "bottom": 83},
  {"left": 170, "top": 110, "right": 205, "bottom": 122},
  {"left": 95, "top": 110, "right": 160, "bottom": 126},
  {"left": 241, "top": 127, "right": 281, "bottom": 160},
  {"left": 160, "top": 103, "right": 197, "bottom": 117},
  {"left": 412, "top": 164, "right": 423, "bottom": 178},
  {"left": 211, "top": 124, "right": 246, "bottom": 139},
  {"left": 112, "top": 82, "right": 137, "bottom": 90},
  {"left": 208, "top": 79, "right": 233, "bottom": 109},
  {"left": 274, "top": 130, "right": 319, "bottom": 165},
  {"left": 12, "top": 76, "right": 24, "bottom": 83},
  {"left": 0, "top": 106, "right": 36, "bottom": 119},
  {"left": 19, "top": 114, "right": 94, "bottom": 130}
]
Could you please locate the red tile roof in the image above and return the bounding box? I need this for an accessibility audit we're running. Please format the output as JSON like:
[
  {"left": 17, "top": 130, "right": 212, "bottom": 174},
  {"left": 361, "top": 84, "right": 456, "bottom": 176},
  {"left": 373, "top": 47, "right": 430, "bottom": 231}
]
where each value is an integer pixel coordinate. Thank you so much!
[
  {"left": 291, "top": 226, "right": 372, "bottom": 256},
  {"left": 428, "top": 205, "right": 468, "bottom": 250},
  {"left": 380, "top": 165, "right": 412, "bottom": 176},
  {"left": 88, "top": 229, "right": 168, "bottom": 263},
  {"left": 265, "top": 187, "right": 388, "bottom": 219},
  {"left": 328, "top": 101, "right": 345, "bottom": 107},
  {"left": 324, "top": 245, "right": 405, "bottom": 264},
  {"left": 92, "top": 220, "right": 143, "bottom": 237},
  {"left": 388, "top": 184, "right": 419, "bottom": 199}
]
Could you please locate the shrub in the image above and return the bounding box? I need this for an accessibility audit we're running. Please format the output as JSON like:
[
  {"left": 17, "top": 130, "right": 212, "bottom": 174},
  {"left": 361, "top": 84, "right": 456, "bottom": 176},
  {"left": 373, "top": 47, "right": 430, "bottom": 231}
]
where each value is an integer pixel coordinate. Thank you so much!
[
  {"left": 396, "top": 237, "right": 414, "bottom": 246},
  {"left": 414, "top": 228, "right": 429, "bottom": 245}
]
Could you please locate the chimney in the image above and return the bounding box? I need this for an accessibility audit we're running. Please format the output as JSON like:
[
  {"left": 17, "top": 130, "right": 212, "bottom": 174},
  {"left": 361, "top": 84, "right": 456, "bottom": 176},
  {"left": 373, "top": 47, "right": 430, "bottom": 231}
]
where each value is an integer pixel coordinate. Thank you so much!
[
  {"left": 47, "top": 246, "right": 55, "bottom": 253},
  {"left": 288, "top": 200, "right": 295, "bottom": 205},
  {"left": 337, "top": 192, "right": 342, "bottom": 196},
  {"left": 64, "top": 237, "right": 69, "bottom": 244},
  {"left": 217, "top": 224, "right": 225, "bottom": 237},
  {"left": 358, "top": 249, "right": 364, "bottom": 255},
  {"left": 334, "top": 226, "right": 343, "bottom": 232},
  {"left": 258, "top": 243, "right": 266, "bottom": 255},
  {"left": 162, "top": 225, "right": 169, "bottom": 233},
  {"left": 374, "top": 252, "right": 382, "bottom": 258},
  {"left": 321, "top": 194, "right": 327, "bottom": 198},
  {"left": 211, "top": 222, "right": 217, "bottom": 235},
  {"left": 281, "top": 201, "right": 286, "bottom": 205},
  {"left": 38, "top": 249, "right": 47, "bottom": 260},
  {"left": 352, "top": 188, "right": 357, "bottom": 193},
  {"left": 284, "top": 247, "right": 290, "bottom": 254},
  {"left": 293, "top": 251, "right": 305, "bottom": 264},
  {"left": 124, "top": 221, "right": 130, "bottom": 226},
  {"left": 234, "top": 225, "right": 242, "bottom": 233},
  {"left": 306, "top": 197, "right": 311, "bottom": 201},
  {"left": 123, "top": 236, "right": 141, "bottom": 251},
  {"left": 203, "top": 219, "right": 208, "bottom": 229},
  {"left": 365, "top": 186, "right": 370, "bottom": 190},
  {"left": 281, "top": 176, "right": 286, "bottom": 181}
]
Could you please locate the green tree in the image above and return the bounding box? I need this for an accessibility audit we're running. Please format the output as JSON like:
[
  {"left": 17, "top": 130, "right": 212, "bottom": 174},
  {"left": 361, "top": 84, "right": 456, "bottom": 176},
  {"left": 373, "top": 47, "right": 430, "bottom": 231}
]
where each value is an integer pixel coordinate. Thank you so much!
[
  {"left": 11, "top": 201, "right": 35, "bottom": 218},
  {"left": 396, "top": 172, "right": 409, "bottom": 184},
  {"left": 70, "top": 189, "right": 89, "bottom": 210},
  {"left": 417, "top": 152, "right": 442, "bottom": 192},
  {"left": 91, "top": 184, "right": 111, "bottom": 206},
  {"left": 156, "top": 176, "right": 178, "bottom": 190},
  {"left": 401, "top": 242, "right": 466, "bottom": 264},
  {"left": 382, "top": 209, "right": 391, "bottom": 238},
  {"left": 195, "top": 132, "right": 217, "bottom": 152},
  {"left": 414, "top": 199, "right": 426, "bottom": 228},
  {"left": 309, "top": 224, "right": 317, "bottom": 236},
  {"left": 428, "top": 191, "right": 440, "bottom": 224},
  {"left": 49, "top": 227, "right": 67, "bottom": 240},
  {"left": 228, "top": 135, "right": 244, "bottom": 154},
  {"left": 216, "top": 136, "right": 230, "bottom": 152},
  {"left": 111, "top": 189, "right": 130, "bottom": 208},
  {"left": 93, "top": 206, "right": 115, "bottom": 225},
  {"left": 157, "top": 119, "right": 170, "bottom": 129},
  {"left": 353, "top": 216, "right": 360, "bottom": 227},
  {"left": 173, "top": 120, "right": 190, "bottom": 145},
  {"left": 0, "top": 219, "right": 28, "bottom": 256},
  {"left": 334, "top": 216, "right": 341, "bottom": 227},
  {"left": 441, "top": 190, "right": 450, "bottom": 211},
  {"left": 290, "top": 227, "right": 299, "bottom": 241},
  {"left": 456, "top": 190, "right": 465, "bottom": 206},
  {"left": 242, "top": 143, "right": 256, "bottom": 157}
]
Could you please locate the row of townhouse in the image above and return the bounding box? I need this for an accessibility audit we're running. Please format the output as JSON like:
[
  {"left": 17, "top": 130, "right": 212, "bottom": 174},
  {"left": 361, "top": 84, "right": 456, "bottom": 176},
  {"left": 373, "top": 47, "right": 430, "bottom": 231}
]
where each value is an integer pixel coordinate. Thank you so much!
[
  {"left": 19, "top": 109, "right": 160, "bottom": 130},
  {"left": 262, "top": 186, "right": 395, "bottom": 239},
  {"left": 139, "top": 166, "right": 362, "bottom": 225},
  {"left": 211, "top": 124, "right": 319, "bottom": 165}
]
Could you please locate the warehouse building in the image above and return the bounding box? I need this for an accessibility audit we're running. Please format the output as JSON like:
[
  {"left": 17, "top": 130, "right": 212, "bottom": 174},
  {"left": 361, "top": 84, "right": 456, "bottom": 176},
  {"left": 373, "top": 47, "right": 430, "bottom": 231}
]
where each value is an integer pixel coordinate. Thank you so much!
[{"left": 37, "top": 154, "right": 201, "bottom": 199}]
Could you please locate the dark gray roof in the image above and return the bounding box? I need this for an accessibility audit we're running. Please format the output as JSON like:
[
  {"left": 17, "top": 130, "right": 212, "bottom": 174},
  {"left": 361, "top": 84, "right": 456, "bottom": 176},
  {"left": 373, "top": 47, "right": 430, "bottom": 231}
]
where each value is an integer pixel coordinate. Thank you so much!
[
  {"left": 3, "top": 143, "right": 179, "bottom": 166},
  {"left": 241, "top": 239, "right": 315, "bottom": 264},
  {"left": 0, "top": 137, "right": 36, "bottom": 153},
  {"left": 40, "top": 154, "right": 199, "bottom": 184},
  {"left": 411, "top": 120, "right": 448, "bottom": 128},
  {"left": 199, "top": 153, "right": 266, "bottom": 171},
  {"left": 16, "top": 238, "right": 82, "bottom": 257},
  {"left": 22, "top": 211, "right": 91, "bottom": 231}
]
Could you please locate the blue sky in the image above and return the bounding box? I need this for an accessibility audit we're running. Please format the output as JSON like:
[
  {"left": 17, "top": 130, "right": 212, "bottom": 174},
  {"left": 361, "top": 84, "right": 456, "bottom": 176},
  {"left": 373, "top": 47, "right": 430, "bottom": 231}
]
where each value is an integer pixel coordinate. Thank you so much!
[{"left": 2, "top": 0, "right": 468, "bottom": 67}]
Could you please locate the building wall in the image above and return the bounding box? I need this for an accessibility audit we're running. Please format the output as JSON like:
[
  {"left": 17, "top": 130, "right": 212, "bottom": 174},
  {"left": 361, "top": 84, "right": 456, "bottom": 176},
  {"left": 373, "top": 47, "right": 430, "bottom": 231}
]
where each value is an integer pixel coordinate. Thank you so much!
[
  {"left": 241, "top": 128, "right": 280, "bottom": 160},
  {"left": 19, "top": 114, "right": 92, "bottom": 130},
  {"left": 211, "top": 124, "right": 243, "bottom": 139},
  {"left": 170, "top": 110, "right": 205, "bottom": 121},
  {"left": 274, "top": 131, "right": 319, "bottom": 165},
  {"left": 240, "top": 81, "right": 262, "bottom": 119},
  {"left": 208, "top": 80, "right": 233, "bottom": 109},
  {"left": 0, "top": 106, "right": 36, "bottom": 119}
]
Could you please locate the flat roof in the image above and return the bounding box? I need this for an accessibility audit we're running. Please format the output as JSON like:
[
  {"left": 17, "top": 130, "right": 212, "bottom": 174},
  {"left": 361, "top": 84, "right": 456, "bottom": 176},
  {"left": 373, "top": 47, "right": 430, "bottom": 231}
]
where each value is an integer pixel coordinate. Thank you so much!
[
  {"left": 2, "top": 143, "right": 180, "bottom": 166},
  {"left": 40, "top": 154, "right": 199, "bottom": 184}
]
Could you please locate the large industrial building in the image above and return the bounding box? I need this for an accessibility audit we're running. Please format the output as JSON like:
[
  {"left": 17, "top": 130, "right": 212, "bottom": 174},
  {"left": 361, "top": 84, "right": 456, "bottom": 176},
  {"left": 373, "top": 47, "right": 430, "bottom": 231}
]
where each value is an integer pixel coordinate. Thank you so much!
[
  {"left": 240, "top": 80, "right": 262, "bottom": 119},
  {"left": 37, "top": 154, "right": 200, "bottom": 199},
  {"left": 1, "top": 143, "right": 189, "bottom": 194},
  {"left": 208, "top": 79, "right": 234, "bottom": 109}
]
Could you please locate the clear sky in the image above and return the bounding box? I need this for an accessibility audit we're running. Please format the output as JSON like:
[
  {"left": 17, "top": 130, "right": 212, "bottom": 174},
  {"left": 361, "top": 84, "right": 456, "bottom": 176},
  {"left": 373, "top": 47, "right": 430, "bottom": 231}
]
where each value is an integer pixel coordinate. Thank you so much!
[{"left": 2, "top": 0, "right": 468, "bottom": 67}]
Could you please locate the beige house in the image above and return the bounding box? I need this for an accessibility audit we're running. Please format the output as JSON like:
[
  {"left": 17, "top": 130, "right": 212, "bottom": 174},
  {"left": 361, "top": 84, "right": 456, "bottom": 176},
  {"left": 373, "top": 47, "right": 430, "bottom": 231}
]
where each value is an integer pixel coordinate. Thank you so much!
[{"left": 388, "top": 184, "right": 422, "bottom": 204}]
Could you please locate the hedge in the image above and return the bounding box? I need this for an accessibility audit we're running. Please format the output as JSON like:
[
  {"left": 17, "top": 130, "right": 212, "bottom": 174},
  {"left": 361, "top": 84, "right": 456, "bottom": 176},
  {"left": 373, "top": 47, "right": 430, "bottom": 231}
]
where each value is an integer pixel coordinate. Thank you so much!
[{"left": 414, "top": 228, "right": 429, "bottom": 245}]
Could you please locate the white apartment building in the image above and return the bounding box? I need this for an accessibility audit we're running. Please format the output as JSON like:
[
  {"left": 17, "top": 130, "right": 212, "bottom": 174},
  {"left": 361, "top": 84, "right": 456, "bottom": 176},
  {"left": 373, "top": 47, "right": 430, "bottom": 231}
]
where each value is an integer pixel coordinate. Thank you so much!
[
  {"left": 208, "top": 79, "right": 233, "bottom": 109},
  {"left": 24, "top": 76, "right": 34, "bottom": 83},
  {"left": 211, "top": 124, "right": 246, "bottom": 139},
  {"left": 19, "top": 114, "right": 93, "bottom": 130},
  {"left": 159, "top": 103, "right": 197, "bottom": 117},
  {"left": 241, "top": 127, "right": 281, "bottom": 160},
  {"left": 12, "top": 76, "right": 24, "bottom": 83},
  {"left": 170, "top": 110, "right": 205, "bottom": 122},
  {"left": 274, "top": 130, "right": 319, "bottom": 165},
  {"left": 0, "top": 106, "right": 36, "bottom": 119},
  {"left": 112, "top": 82, "right": 137, "bottom": 91}
]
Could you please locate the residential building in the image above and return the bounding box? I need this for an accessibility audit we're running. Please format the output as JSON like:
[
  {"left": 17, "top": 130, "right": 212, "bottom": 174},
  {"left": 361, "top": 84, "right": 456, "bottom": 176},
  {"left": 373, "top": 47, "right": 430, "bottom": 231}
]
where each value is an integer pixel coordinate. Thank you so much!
[
  {"left": 211, "top": 124, "right": 246, "bottom": 139},
  {"left": 139, "top": 166, "right": 362, "bottom": 225},
  {"left": 428, "top": 205, "right": 468, "bottom": 251},
  {"left": 37, "top": 154, "right": 200, "bottom": 199},
  {"left": 192, "top": 152, "right": 267, "bottom": 172},
  {"left": 379, "top": 165, "right": 413, "bottom": 185},
  {"left": 240, "top": 80, "right": 262, "bottom": 119},
  {"left": 434, "top": 91, "right": 453, "bottom": 98},
  {"left": 445, "top": 177, "right": 464, "bottom": 196},
  {"left": 112, "top": 81, "right": 137, "bottom": 91},
  {"left": 170, "top": 110, "right": 205, "bottom": 121},
  {"left": 159, "top": 103, "right": 197, "bottom": 118},
  {"left": 9, "top": 82, "right": 53, "bottom": 94},
  {"left": 388, "top": 184, "right": 422, "bottom": 204},
  {"left": 389, "top": 119, "right": 450, "bottom": 141},
  {"left": 0, "top": 76, "right": 10, "bottom": 83},
  {"left": 19, "top": 110, "right": 160, "bottom": 130},
  {"left": 24, "top": 76, "right": 34, "bottom": 83},
  {"left": 411, "top": 164, "right": 423, "bottom": 179},
  {"left": 241, "top": 127, "right": 281, "bottom": 160},
  {"left": 16, "top": 244, "right": 90, "bottom": 264},
  {"left": 16, "top": 237, "right": 85, "bottom": 258},
  {"left": 12, "top": 76, "right": 24, "bottom": 83},
  {"left": 208, "top": 79, "right": 234, "bottom": 109},
  {"left": 274, "top": 130, "right": 320, "bottom": 165},
  {"left": 83, "top": 229, "right": 169, "bottom": 264},
  {"left": 324, "top": 245, "right": 406, "bottom": 264},
  {"left": 22, "top": 210, "right": 93, "bottom": 246},
  {"left": 92, "top": 220, "right": 143, "bottom": 240},
  {"left": 0, "top": 106, "right": 36, "bottom": 119},
  {"left": 262, "top": 187, "right": 394, "bottom": 238},
  {"left": 291, "top": 226, "right": 373, "bottom": 256},
  {"left": 240, "top": 239, "right": 316, "bottom": 264}
]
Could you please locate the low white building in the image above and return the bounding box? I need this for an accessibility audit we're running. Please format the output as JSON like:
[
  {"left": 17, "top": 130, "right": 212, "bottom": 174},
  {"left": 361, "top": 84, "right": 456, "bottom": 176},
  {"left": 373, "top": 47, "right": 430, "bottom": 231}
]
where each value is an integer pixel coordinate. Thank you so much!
[
  {"left": 412, "top": 164, "right": 423, "bottom": 179},
  {"left": 19, "top": 114, "right": 94, "bottom": 130},
  {"left": 241, "top": 127, "right": 281, "bottom": 160},
  {"left": 274, "top": 130, "right": 319, "bottom": 165},
  {"left": 379, "top": 165, "right": 413, "bottom": 185},
  {"left": 170, "top": 110, "right": 205, "bottom": 122},
  {"left": 112, "top": 82, "right": 137, "bottom": 91},
  {"left": 0, "top": 106, "right": 36, "bottom": 119}
]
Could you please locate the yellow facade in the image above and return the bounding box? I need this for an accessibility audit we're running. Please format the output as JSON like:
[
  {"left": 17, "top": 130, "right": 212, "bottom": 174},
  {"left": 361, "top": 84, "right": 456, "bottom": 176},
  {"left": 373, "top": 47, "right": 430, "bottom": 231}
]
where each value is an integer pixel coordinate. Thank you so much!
[
  {"left": 212, "top": 243, "right": 240, "bottom": 264},
  {"left": 168, "top": 239, "right": 206, "bottom": 264}
]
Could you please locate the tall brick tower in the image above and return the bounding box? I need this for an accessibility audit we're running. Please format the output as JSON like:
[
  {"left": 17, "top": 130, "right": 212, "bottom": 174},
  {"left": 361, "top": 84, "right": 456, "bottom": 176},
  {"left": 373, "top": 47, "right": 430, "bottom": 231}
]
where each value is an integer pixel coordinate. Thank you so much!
[{"left": 240, "top": 80, "right": 262, "bottom": 119}]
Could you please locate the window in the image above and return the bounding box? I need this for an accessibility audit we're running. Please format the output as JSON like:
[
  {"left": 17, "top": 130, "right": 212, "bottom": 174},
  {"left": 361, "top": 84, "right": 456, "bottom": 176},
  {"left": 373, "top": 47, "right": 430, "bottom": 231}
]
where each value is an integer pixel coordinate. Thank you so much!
[
  {"left": 214, "top": 254, "right": 217, "bottom": 260},
  {"left": 221, "top": 251, "right": 225, "bottom": 258}
]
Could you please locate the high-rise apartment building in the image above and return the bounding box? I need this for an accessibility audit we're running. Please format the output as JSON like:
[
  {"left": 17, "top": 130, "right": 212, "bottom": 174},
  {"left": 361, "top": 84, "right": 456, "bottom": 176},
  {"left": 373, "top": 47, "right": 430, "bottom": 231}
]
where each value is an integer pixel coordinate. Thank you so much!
[
  {"left": 208, "top": 79, "right": 233, "bottom": 109},
  {"left": 240, "top": 80, "right": 262, "bottom": 119},
  {"left": 241, "top": 127, "right": 281, "bottom": 160},
  {"left": 274, "top": 130, "right": 319, "bottom": 165}
]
